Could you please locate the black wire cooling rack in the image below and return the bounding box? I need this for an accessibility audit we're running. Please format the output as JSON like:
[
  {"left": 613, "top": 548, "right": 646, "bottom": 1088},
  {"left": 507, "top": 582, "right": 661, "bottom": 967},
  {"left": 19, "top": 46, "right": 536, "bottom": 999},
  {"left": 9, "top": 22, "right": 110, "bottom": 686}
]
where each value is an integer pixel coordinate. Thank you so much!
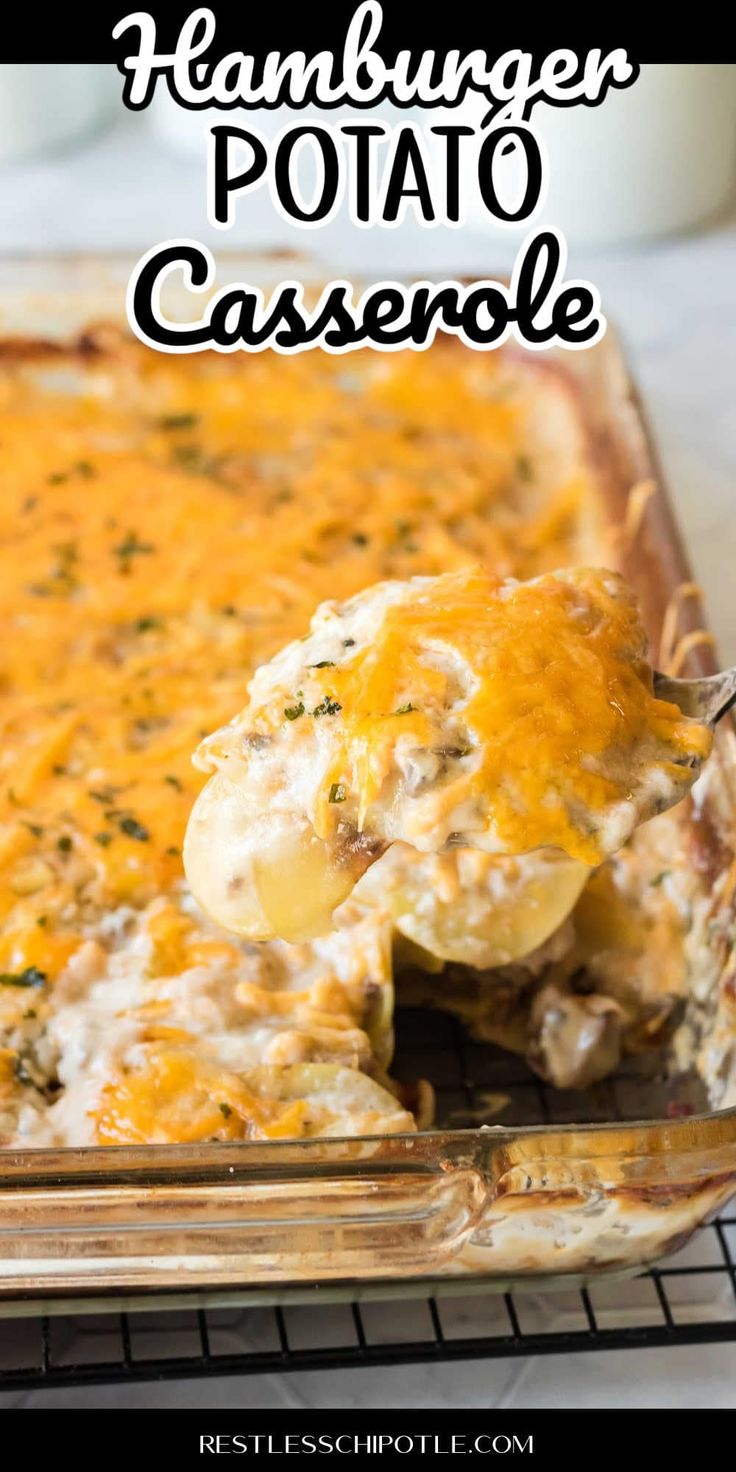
[{"left": 0, "top": 1005, "right": 734, "bottom": 1390}]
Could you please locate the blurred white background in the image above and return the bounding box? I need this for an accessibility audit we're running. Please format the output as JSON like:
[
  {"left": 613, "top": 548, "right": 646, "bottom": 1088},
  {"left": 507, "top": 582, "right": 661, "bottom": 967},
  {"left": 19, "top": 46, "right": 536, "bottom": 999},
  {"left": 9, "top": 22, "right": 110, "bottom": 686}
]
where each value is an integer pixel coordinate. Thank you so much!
[{"left": 2, "top": 63, "right": 735, "bottom": 255}]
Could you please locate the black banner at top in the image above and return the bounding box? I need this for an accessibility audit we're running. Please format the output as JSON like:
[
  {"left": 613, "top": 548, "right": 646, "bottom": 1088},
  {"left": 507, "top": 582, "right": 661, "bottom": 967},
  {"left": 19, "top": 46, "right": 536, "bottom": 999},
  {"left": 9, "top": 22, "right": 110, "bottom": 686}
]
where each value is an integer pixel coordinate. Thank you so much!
[{"left": 1, "top": 6, "right": 736, "bottom": 63}]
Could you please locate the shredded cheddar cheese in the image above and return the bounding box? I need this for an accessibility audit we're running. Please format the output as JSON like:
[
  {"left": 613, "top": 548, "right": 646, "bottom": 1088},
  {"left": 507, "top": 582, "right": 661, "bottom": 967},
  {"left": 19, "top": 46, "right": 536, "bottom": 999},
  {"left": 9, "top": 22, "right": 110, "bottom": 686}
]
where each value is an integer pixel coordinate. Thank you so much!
[
  {"left": 0, "top": 339, "right": 580, "bottom": 968},
  {"left": 311, "top": 565, "right": 711, "bottom": 863},
  {"left": 93, "top": 1048, "right": 309, "bottom": 1145}
]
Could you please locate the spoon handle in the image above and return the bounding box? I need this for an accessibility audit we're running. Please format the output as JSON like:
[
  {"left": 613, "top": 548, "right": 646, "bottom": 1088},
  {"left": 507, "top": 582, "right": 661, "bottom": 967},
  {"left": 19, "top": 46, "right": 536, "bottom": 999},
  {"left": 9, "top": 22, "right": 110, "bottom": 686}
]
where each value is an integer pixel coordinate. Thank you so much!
[{"left": 653, "top": 666, "right": 736, "bottom": 727}]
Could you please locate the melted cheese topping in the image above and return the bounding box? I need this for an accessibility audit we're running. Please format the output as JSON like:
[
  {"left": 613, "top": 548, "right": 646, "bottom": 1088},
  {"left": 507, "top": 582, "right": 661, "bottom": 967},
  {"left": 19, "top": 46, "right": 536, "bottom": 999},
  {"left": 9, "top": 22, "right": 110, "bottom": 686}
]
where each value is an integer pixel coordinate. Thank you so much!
[
  {"left": 93, "top": 1058, "right": 414, "bottom": 1145},
  {"left": 0, "top": 340, "right": 575, "bottom": 961},
  {"left": 187, "top": 565, "right": 711, "bottom": 940},
  {"left": 1, "top": 336, "right": 595, "bottom": 1143}
]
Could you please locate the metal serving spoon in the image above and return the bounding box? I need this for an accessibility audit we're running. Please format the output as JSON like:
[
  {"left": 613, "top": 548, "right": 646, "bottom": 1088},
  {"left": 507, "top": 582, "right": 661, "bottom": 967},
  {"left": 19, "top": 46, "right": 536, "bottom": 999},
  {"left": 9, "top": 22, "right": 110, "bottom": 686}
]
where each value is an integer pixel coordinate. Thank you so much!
[{"left": 654, "top": 667, "right": 736, "bottom": 726}]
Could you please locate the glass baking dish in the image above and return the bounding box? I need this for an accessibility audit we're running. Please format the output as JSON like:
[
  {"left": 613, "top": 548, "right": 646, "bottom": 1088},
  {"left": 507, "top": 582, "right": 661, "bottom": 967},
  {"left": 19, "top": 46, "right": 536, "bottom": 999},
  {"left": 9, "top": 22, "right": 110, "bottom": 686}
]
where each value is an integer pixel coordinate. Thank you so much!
[{"left": 0, "top": 254, "right": 734, "bottom": 1309}]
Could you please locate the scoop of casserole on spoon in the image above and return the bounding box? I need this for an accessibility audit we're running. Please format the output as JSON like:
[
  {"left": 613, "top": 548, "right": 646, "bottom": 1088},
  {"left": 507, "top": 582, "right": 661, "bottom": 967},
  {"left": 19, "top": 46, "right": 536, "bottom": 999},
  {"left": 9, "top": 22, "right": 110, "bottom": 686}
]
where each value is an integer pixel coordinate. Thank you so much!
[{"left": 184, "top": 564, "right": 720, "bottom": 943}]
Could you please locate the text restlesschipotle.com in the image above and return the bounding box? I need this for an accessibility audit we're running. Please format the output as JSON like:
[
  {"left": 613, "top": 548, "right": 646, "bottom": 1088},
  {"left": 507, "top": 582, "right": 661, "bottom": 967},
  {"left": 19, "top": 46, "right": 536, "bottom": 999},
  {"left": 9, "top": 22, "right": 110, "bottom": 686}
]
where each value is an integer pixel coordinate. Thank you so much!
[{"left": 199, "top": 1432, "right": 535, "bottom": 1454}]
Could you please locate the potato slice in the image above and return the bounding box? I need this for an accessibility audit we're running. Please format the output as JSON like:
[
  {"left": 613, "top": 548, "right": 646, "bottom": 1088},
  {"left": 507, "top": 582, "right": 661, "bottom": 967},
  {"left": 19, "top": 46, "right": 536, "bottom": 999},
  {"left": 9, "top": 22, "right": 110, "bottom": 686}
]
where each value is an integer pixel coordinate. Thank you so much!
[
  {"left": 184, "top": 773, "right": 361, "bottom": 942},
  {"left": 357, "top": 844, "right": 588, "bottom": 969}
]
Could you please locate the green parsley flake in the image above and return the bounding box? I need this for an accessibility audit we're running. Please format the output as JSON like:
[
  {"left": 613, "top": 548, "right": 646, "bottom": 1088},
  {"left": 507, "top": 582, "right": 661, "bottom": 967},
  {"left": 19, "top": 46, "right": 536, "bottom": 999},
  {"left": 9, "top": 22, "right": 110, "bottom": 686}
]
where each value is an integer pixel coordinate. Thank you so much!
[
  {"left": 0, "top": 967, "right": 47, "bottom": 989},
  {"left": 119, "top": 816, "right": 150, "bottom": 842},
  {"left": 158, "top": 412, "right": 200, "bottom": 430},
  {"left": 313, "top": 697, "right": 342, "bottom": 717},
  {"left": 114, "top": 531, "right": 156, "bottom": 570}
]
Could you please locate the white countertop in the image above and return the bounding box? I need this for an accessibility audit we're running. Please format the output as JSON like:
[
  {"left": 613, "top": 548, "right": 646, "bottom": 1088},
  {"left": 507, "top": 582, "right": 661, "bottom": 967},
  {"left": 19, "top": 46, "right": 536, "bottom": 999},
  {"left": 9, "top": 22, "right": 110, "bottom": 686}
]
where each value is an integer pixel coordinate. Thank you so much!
[{"left": 1, "top": 112, "right": 735, "bottom": 1410}]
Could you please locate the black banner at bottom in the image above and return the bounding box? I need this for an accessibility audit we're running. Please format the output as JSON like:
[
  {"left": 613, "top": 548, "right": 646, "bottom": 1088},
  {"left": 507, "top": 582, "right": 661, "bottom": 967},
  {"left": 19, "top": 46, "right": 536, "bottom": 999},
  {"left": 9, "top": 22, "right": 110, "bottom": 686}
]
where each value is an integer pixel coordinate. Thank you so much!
[{"left": 4, "top": 1409, "right": 734, "bottom": 1457}]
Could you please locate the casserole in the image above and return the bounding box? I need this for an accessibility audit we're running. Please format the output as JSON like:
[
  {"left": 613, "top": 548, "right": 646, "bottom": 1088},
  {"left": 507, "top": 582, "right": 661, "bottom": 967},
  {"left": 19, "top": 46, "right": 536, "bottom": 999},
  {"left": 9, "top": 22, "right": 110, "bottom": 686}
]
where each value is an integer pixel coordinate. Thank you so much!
[{"left": 0, "top": 254, "right": 733, "bottom": 1303}]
